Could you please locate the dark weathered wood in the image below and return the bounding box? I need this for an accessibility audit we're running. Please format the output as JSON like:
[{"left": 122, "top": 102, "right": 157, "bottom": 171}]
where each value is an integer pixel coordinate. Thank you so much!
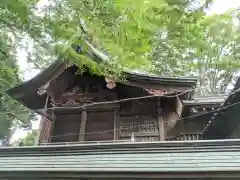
[
  {"left": 36, "top": 94, "right": 50, "bottom": 145},
  {"left": 176, "top": 96, "right": 183, "bottom": 117},
  {"left": 48, "top": 111, "right": 56, "bottom": 143},
  {"left": 85, "top": 111, "right": 114, "bottom": 141},
  {"left": 113, "top": 109, "right": 120, "bottom": 140},
  {"left": 48, "top": 103, "right": 120, "bottom": 114},
  {"left": 51, "top": 113, "right": 81, "bottom": 142},
  {"left": 120, "top": 132, "right": 160, "bottom": 137},
  {"left": 157, "top": 98, "right": 165, "bottom": 141},
  {"left": 158, "top": 115, "right": 165, "bottom": 141},
  {"left": 79, "top": 110, "right": 87, "bottom": 141},
  {"left": 35, "top": 116, "right": 44, "bottom": 145},
  {"left": 38, "top": 118, "right": 52, "bottom": 144},
  {"left": 36, "top": 69, "right": 206, "bottom": 144}
]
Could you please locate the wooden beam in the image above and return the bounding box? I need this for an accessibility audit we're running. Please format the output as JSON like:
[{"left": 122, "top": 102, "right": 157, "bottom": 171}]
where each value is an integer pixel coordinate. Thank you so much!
[
  {"left": 120, "top": 132, "right": 159, "bottom": 137},
  {"left": 79, "top": 110, "right": 87, "bottom": 141},
  {"left": 114, "top": 109, "right": 120, "bottom": 140}
]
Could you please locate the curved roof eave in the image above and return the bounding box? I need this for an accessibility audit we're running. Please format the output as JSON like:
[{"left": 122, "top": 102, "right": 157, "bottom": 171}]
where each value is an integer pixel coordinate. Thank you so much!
[{"left": 6, "top": 40, "right": 198, "bottom": 110}]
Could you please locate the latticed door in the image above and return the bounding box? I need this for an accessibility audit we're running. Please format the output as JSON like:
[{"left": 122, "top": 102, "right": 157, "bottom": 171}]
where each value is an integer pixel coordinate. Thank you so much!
[{"left": 120, "top": 115, "right": 160, "bottom": 141}]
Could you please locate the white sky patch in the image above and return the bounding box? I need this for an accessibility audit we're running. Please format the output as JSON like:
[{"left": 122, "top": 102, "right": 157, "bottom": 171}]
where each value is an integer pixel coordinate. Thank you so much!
[
  {"left": 12, "top": 0, "right": 240, "bottom": 142},
  {"left": 208, "top": 0, "right": 240, "bottom": 14}
]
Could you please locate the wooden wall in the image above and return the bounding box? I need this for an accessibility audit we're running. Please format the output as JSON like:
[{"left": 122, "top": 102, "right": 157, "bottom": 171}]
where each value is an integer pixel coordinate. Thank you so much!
[
  {"left": 51, "top": 113, "right": 81, "bottom": 142},
  {"left": 38, "top": 67, "right": 207, "bottom": 143},
  {"left": 85, "top": 111, "right": 114, "bottom": 141},
  {"left": 40, "top": 100, "right": 212, "bottom": 143}
]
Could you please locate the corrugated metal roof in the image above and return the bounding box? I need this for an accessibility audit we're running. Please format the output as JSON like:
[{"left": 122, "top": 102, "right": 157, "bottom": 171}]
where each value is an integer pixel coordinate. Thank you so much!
[
  {"left": 1, "top": 139, "right": 240, "bottom": 173},
  {"left": 1, "top": 151, "right": 240, "bottom": 172}
]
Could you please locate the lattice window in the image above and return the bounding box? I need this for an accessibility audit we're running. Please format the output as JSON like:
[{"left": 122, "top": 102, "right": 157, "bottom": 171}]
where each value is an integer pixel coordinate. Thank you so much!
[
  {"left": 138, "top": 116, "right": 159, "bottom": 133},
  {"left": 120, "top": 115, "right": 160, "bottom": 142},
  {"left": 120, "top": 116, "right": 137, "bottom": 135}
]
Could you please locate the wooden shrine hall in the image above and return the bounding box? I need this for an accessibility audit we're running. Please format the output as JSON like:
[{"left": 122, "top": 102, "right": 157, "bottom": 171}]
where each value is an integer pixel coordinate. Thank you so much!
[
  {"left": 4, "top": 41, "right": 240, "bottom": 180},
  {"left": 6, "top": 42, "right": 240, "bottom": 145}
]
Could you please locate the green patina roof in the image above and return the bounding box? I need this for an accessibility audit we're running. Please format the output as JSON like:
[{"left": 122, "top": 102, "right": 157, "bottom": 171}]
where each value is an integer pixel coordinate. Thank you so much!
[{"left": 1, "top": 139, "right": 240, "bottom": 179}]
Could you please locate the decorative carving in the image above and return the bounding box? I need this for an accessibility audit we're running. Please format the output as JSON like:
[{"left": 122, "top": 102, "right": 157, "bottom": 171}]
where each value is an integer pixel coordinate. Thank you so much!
[
  {"left": 146, "top": 89, "right": 167, "bottom": 95},
  {"left": 105, "top": 76, "right": 116, "bottom": 89},
  {"left": 50, "top": 88, "right": 116, "bottom": 107},
  {"left": 39, "top": 118, "right": 52, "bottom": 143},
  {"left": 37, "top": 82, "right": 50, "bottom": 95}
]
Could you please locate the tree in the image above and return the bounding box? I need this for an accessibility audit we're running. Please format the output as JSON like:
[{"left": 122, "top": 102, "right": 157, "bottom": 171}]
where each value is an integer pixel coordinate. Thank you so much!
[
  {"left": 1, "top": 0, "right": 239, "bottom": 145},
  {"left": 14, "top": 130, "right": 38, "bottom": 146},
  {"left": 35, "top": 0, "right": 213, "bottom": 73},
  {"left": 1, "top": 0, "right": 215, "bottom": 74},
  {"left": 0, "top": 0, "right": 37, "bottom": 146},
  {"left": 153, "top": 9, "right": 240, "bottom": 95},
  {"left": 0, "top": 37, "right": 32, "bottom": 146}
]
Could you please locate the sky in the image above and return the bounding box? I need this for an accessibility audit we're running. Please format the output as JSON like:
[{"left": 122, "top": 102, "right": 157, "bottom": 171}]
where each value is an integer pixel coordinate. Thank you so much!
[{"left": 11, "top": 0, "right": 240, "bottom": 142}]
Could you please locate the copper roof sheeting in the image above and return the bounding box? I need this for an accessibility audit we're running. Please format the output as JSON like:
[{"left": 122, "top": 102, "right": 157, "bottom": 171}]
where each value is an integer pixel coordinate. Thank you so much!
[{"left": 1, "top": 139, "right": 240, "bottom": 179}]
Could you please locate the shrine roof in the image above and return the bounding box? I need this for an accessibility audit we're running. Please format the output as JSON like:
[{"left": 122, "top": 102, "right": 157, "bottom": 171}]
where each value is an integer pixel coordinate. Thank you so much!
[
  {"left": 182, "top": 95, "right": 226, "bottom": 107},
  {"left": 124, "top": 72, "right": 198, "bottom": 86},
  {"left": 6, "top": 41, "right": 197, "bottom": 110},
  {"left": 203, "top": 77, "right": 240, "bottom": 139},
  {"left": 1, "top": 139, "right": 240, "bottom": 179}
]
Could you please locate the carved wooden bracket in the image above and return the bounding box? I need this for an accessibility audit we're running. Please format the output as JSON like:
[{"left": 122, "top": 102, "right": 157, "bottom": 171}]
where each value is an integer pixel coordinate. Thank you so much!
[
  {"left": 145, "top": 89, "right": 167, "bottom": 95},
  {"left": 37, "top": 82, "right": 50, "bottom": 95},
  {"left": 105, "top": 76, "right": 116, "bottom": 89}
]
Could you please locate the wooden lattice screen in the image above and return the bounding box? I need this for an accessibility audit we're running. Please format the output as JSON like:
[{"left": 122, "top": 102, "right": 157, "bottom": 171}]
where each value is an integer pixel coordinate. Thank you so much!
[{"left": 120, "top": 115, "right": 160, "bottom": 141}]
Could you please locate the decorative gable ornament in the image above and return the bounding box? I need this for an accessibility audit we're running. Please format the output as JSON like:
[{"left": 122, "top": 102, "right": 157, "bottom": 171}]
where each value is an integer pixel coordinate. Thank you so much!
[
  {"left": 146, "top": 89, "right": 167, "bottom": 95},
  {"left": 37, "top": 82, "right": 50, "bottom": 95},
  {"left": 105, "top": 76, "right": 116, "bottom": 89},
  {"left": 106, "top": 82, "right": 116, "bottom": 89}
]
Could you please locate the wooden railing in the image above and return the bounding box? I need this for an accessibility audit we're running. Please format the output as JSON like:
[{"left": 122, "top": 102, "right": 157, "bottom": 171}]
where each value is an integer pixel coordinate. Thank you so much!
[{"left": 167, "top": 133, "right": 203, "bottom": 141}]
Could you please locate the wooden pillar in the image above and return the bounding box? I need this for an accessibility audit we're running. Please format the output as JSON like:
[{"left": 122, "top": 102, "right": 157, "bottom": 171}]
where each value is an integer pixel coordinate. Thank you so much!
[
  {"left": 35, "top": 116, "right": 44, "bottom": 145},
  {"left": 158, "top": 98, "right": 165, "bottom": 141},
  {"left": 79, "top": 110, "right": 87, "bottom": 141},
  {"left": 114, "top": 109, "right": 120, "bottom": 140},
  {"left": 158, "top": 113, "right": 166, "bottom": 141},
  {"left": 35, "top": 93, "right": 50, "bottom": 145},
  {"left": 48, "top": 111, "right": 56, "bottom": 143}
]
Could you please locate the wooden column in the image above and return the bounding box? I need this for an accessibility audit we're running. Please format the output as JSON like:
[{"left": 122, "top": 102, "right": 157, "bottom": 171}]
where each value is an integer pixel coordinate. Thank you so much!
[
  {"left": 35, "top": 93, "right": 50, "bottom": 145},
  {"left": 35, "top": 116, "right": 44, "bottom": 145},
  {"left": 79, "top": 110, "right": 87, "bottom": 141},
  {"left": 114, "top": 109, "right": 120, "bottom": 140},
  {"left": 158, "top": 113, "right": 166, "bottom": 141},
  {"left": 48, "top": 111, "right": 56, "bottom": 143},
  {"left": 158, "top": 98, "right": 165, "bottom": 141}
]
